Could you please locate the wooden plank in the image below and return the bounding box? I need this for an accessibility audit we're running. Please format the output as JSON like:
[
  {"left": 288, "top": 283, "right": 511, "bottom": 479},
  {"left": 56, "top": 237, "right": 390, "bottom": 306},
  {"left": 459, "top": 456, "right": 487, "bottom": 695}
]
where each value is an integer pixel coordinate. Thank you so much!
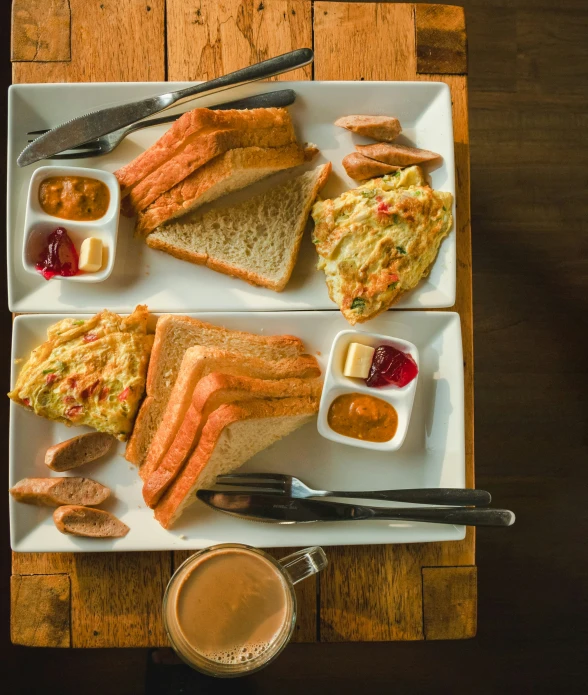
[
  {"left": 11, "top": 574, "right": 71, "bottom": 647},
  {"left": 314, "top": 2, "right": 416, "bottom": 81},
  {"left": 314, "top": 2, "right": 475, "bottom": 642},
  {"left": 422, "top": 566, "right": 477, "bottom": 639},
  {"left": 70, "top": 553, "right": 171, "bottom": 647},
  {"left": 12, "top": 0, "right": 165, "bottom": 83},
  {"left": 166, "top": 0, "right": 312, "bottom": 82},
  {"left": 11, "top": 0, "right": 71, "bottom": 62},
  {"left": 416, "top": 4, "right": 468, "bottom": 75}
]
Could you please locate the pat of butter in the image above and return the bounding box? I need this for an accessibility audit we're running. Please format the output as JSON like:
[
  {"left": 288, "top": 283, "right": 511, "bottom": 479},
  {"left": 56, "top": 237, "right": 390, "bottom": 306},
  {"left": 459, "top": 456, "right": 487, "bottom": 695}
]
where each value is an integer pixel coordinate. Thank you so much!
[
  {"left": 78, "top": 237, "right": 103, "bottom": 272},
  {"left": 343, "top": 342, "right": 375, "bottom": 379}
]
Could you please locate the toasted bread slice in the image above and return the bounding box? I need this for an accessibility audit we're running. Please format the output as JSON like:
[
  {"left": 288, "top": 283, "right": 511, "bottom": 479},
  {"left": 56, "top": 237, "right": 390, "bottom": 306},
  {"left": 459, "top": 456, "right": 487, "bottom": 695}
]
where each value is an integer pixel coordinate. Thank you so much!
[
  {"left": 154, "top": 397, "right": 318, "bottom": 529},
  {"left": 355, "top": 142, "right": 441, "bottom": 167},
  {"left": 10, "top": 477, "right": 110, "bottom": 507},
  {"left": 146, "top": 163, "right": 332, "bottom": 291},
  {"left": 139, "top": 346, "right": 321, "bottom": 482},
  {"left": 45, "top": 432, "right": 116, "bottom": 471},
  {"left": 53, "top": 505, "right": 129, "bottom": 538},
  {"left": 125, "top": 316, "right": 308, "bottom": 467},
  {"left": 334, "top": 115, "right": 402, "bottom": 141},
  {"left": 342, "top": 152, "right": 401, "bottom": 180},
  {"left": 143, "top": 374, "right": 323, "bottom": 507},
  {"left": 115, "top": 108, "right": 295, "bottom": 193},
  {"left": 135, "top": 144, "right": 305, "bottom": 237}
]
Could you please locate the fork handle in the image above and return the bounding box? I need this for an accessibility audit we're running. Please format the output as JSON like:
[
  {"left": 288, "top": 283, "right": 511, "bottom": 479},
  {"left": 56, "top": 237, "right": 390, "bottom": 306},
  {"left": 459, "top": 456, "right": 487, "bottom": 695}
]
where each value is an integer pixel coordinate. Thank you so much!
[
  {"left": 323, "top": 488, "right": 492, "bottom": 506},
  {"left": 366, "top": 506, "right": 514, "bottom": 527},
  {"left": 123, "top": 89, "right": 297, "bottom": 136},
  {"left": 169, "top": 48, "right": 312, "bottom": 110}
]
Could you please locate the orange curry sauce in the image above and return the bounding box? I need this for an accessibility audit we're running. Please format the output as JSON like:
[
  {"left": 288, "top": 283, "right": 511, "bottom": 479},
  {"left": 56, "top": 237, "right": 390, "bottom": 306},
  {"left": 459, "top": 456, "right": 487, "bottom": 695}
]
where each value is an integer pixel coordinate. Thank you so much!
[
  {"left": 39, "top": 176, "right": 110, "bottom": 221},
  {"left": 327, "top": 392, "right": 398, "bottom": 443}
]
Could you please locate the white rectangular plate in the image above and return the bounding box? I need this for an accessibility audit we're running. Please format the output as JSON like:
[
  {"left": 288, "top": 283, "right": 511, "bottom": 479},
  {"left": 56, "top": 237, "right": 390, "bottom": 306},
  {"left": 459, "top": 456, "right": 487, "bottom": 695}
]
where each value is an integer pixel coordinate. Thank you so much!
[
  {"left": 8, "top": 81, "right": 455, "bottom": 313},
  {"left": 10, "top": 311, "right": 465, "bottom": 552}
]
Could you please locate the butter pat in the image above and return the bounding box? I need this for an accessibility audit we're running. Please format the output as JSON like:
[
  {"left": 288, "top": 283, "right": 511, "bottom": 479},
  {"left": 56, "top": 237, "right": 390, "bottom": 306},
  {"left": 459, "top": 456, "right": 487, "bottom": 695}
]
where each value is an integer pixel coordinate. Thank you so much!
[
  {"left": 78, "top": 237, "right": 103, "bottom": 272},
  {"left": 343, "top": 342, "right": 375, "bottom": 379}
]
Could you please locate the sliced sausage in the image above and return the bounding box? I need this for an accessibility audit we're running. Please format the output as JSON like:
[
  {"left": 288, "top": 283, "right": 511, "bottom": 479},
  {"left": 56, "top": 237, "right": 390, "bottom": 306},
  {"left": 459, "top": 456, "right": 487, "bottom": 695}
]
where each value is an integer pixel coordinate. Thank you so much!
[
  {"left": 10, "top": 477, "right": 111, "bottom": 507},
  {"left": 53, "top": 505, "right": 129, "bottom": 538},
  {"left": 342, "top": 152, "right": 401, "bottom": 180},
  {"left": 334, "top": 115, "right": 402, "bottom": 142},
  {"left": 356, "top": 142, "right": 441, "bottom": 166},
  {"left": 45, "top": 432, "right": 116, "bottom": 471}
]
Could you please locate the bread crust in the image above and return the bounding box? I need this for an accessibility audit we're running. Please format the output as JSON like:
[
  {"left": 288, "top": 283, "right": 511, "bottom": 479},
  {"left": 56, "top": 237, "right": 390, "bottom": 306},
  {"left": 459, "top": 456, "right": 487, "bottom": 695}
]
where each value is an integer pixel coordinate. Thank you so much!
[
  {"left": 135, "top": 144, "right": 305, "bottom": 236},
  {"left": 142, "top": 374, "right": 322, "bottom": 507},
  {"left": 154, "top": 397, "right": 318, "bottom": 528},
  {"left": 139, "top": 346, "right": 320, "bottom": 481},
  {"left": 115, "top": 107, "right": 295, "bottom": 197}
]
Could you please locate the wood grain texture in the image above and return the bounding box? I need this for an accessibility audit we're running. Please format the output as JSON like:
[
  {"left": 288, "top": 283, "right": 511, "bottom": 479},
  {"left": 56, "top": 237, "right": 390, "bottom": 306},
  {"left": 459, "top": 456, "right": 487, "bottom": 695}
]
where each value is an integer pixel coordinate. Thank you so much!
[
  {"left": 166, "top": 0, "right": 312, "bottom": 83},
  {"left": 12, "top": 0, "right": 165, "bottom": 83},
  {"left": 416, "top": 4, "right": 468, "bottom": 75},
  {"left": 11, "top": 0, "right": 71, "bottom": 62},
  {"left": 314, "top": 2, "right": 475, "bottom": 642},
  {"left": 314, "top": 2, "right": 416, "bottom": 81},
  {"left": 422, "top": 566, "right": 477, "bottom": 639},
  {"left": 11, "top": 574, "right": 71, "bottom": 647}
]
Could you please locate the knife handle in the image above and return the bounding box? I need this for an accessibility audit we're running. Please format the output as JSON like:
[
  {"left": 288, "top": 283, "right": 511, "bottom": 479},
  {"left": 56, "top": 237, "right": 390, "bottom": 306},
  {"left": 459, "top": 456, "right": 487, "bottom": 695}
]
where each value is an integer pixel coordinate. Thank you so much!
[
  {"left": 170, "top": 48, "right": 313, "bottom": 109},
  {"left": 123, "top": 89, "right": 297, "bottom": 135},
  {"left": 327, "top": 488, "right": 491, "bottom": 506},
  {"left": 367, "top": 506, "right": 515, "bottom": 527}
]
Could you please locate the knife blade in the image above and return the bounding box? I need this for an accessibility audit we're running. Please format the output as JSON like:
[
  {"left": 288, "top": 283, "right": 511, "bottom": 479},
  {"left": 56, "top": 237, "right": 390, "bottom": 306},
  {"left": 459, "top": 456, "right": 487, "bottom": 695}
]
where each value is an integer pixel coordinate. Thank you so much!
[
  {"left": 196, "top": 491, "right": 515, "bottom": 527},
  {"left": 17, "top": 48, "right": 313, "bottom": 167}
]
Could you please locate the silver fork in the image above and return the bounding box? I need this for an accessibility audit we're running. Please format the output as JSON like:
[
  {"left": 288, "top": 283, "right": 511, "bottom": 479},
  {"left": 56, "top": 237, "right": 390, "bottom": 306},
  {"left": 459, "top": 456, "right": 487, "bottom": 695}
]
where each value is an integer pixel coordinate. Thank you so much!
[
  {"left": 216, "top": 473, "right": 492, "bottom": 506},
  {"left": 26, "top": 88, "right": 296, "bottom": 160}
]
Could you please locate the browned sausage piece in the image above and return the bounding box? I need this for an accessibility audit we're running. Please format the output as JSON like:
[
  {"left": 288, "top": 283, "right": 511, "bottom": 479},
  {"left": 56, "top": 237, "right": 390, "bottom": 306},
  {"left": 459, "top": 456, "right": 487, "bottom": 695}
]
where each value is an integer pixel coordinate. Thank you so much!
[
  {"left": 342, "top": 153, "right": 401, "bottom": 181},
  {"left": 356, "top": 142, "right": 441, "bottom": 167},
  {"left": 45, "top": 432, "right": 116, "bottom": 471},
  {"left": 334, "top": 115, "right": 402, "bottom": 142},
  {"left": 53, "top": 505, "right": 129, "bottom": 538},
  {"left": 10, "top": 477, "right": 111, "bottom": 507}
]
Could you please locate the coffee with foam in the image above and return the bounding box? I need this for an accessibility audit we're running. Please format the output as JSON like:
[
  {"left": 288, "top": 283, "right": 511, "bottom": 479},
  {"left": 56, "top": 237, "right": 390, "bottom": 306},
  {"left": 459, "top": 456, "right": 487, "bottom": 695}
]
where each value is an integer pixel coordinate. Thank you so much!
[{"left": 173, "top": 548, "right": 290, "bottom": 666}]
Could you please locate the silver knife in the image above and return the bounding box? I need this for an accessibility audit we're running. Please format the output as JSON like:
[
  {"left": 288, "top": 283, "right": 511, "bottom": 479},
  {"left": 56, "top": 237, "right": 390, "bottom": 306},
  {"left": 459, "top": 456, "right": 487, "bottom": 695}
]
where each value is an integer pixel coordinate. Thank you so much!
[
  {"left": 18, "top": 48, "right": 313, "bottom": 167},
  {"left": 197, "top": 491, "right": 516, "bottom": 527}
]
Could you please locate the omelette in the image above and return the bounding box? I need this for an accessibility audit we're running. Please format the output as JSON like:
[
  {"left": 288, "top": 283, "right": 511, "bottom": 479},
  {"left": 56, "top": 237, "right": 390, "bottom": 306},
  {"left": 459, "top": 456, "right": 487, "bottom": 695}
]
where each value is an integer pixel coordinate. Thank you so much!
[
  {"left": 9, "top": 305, "right": 154, "bottom": 441},
  {"left": 311, "top": 166, "right": 453, "bottom": 324}
]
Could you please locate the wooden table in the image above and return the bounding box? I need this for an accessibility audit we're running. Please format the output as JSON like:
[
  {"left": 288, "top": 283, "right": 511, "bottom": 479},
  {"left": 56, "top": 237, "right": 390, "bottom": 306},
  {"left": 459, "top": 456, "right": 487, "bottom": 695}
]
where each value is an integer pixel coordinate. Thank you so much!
[{"left": 10, "top": 0, "right": 473, "bottom": 648}]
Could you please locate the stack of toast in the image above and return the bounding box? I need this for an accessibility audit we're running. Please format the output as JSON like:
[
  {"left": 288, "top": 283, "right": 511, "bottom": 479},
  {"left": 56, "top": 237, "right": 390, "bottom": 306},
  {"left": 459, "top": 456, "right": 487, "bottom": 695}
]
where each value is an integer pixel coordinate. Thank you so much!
[
  {"left": 115, "top": 106, "right": 331, "bottom": 291},
  {"left": 126, "top": 315, "right": 322, "bottom": 528}
]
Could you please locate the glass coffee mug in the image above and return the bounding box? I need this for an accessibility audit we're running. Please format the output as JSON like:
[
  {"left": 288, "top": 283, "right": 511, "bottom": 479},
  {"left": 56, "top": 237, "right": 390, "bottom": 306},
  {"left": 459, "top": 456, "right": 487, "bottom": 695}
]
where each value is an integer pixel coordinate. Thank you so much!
[{"left": 163, "top": 543, "right": 328, "bottom": 677}]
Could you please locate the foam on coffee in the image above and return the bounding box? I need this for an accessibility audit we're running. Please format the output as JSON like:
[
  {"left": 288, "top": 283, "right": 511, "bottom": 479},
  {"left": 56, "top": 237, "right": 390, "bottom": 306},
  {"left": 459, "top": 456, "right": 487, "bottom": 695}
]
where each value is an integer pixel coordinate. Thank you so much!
[{"left": 174, "top": 548, "right": 290, "bottom": 664}]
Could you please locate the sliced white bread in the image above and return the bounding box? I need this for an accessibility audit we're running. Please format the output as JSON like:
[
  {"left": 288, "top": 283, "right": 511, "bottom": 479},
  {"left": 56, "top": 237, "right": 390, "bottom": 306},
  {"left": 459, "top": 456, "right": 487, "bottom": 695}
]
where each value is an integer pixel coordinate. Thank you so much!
[
  {"left": 154, "top": 397, "right": 319, "bottom": 529},
  {"left": 146, "top": 163, "right": 332, "bottom": 291},
  {"left": 143, "top": 373, "right": 323, "bottom": 507},
  {"left": 116, "top": 107, "right": 295, "bottom": 196},
  {"left": 135, "top": 143, "right": 305, "bottom": 237},
  {"left": 139, "top": 345, "right": 321, "bottom": 481},
  {"left": 125, "top": 315, "right": 308, "bottom": 467}
]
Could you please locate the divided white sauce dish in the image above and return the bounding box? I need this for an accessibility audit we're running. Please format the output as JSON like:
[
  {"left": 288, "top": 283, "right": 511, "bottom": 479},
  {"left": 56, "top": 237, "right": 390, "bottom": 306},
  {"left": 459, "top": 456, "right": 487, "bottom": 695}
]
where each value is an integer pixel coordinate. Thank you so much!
[
  {"left": 22, "top": 165, "right": 120, "bottom": 283},
  {"left": 318, "top": 329, "right": 419, "bottom": 452}
]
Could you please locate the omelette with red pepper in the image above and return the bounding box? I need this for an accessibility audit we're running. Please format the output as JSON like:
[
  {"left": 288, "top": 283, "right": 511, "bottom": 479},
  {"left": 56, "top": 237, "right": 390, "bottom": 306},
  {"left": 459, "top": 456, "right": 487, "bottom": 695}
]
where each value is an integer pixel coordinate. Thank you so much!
[
  {"left": 9, "top": 305, "right": 153, "bottom": 441},
  {"left": 311, "top": 166, "right": 453, "bottom": 324}
]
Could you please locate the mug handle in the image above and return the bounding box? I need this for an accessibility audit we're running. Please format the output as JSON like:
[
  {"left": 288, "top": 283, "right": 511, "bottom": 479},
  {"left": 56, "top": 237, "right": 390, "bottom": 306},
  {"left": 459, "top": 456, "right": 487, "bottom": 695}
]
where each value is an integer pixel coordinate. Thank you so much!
[{"left": 279, "top": 546, "right": 328, "bottom": 585}]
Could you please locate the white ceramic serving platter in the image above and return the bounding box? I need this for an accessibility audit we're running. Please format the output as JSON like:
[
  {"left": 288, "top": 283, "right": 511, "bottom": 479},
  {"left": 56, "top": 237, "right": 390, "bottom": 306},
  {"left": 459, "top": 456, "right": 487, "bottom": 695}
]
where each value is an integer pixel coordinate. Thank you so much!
[
  {"left": 10, "top": 311, "right": 465, "bottom": 552},
  {"left": 8, "top": 81, "right": 455, "bottom": 313}
]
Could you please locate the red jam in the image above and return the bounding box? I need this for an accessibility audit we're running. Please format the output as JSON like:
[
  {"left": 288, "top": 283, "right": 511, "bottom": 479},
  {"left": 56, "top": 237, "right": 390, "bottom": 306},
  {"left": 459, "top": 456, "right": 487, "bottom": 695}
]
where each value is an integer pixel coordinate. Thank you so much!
[
  {"left": 35, "top": 227, "right": 79, "bottom": 280},
  {"left": 366, "top": 345, "right": 418, "bottom": 388}
]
